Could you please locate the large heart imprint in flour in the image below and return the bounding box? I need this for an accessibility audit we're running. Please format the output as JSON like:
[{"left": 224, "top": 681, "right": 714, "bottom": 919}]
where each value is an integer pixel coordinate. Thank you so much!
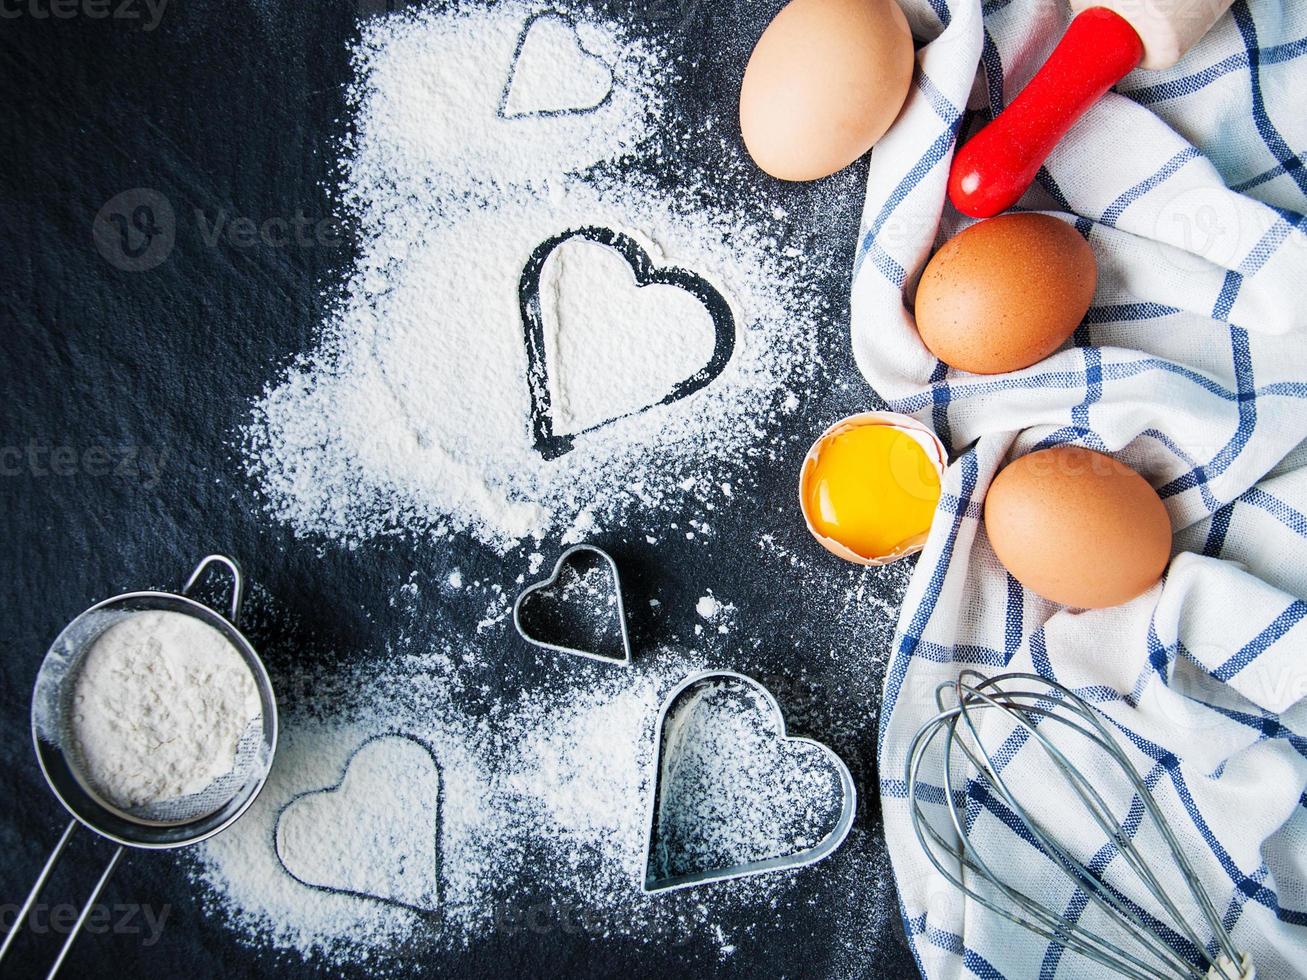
[
  {"left": 519, "top": 227, "right": 736, "bottom": 460},
  {"left": 274, "top": 734, "right": 441, "bottom": 913}
]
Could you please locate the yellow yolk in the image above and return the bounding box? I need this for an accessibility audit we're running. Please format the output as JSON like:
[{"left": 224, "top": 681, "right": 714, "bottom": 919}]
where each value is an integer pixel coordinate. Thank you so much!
[{"left": 802, "top": 424, "right": 942, "bottom": 560}]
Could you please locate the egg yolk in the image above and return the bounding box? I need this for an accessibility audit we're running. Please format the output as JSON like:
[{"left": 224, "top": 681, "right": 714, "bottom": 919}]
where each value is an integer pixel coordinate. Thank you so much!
[{"left": 803, "top": 424, "right": 942, "bottom": 559}]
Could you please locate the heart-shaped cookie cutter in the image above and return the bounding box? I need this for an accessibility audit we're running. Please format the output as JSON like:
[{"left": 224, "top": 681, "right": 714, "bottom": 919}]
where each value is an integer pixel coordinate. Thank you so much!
[
  {"left": 642, "top": 670, "right": 856, "bottom": 893},
  {"left": 513, "top": 544, "right": 632, "bottom": 665}
]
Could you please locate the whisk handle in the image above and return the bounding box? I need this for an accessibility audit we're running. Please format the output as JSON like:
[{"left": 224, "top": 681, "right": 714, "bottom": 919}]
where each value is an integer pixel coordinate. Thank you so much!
[{"left": 1207, "top": 954, "right": 1256, "bottom": 980}]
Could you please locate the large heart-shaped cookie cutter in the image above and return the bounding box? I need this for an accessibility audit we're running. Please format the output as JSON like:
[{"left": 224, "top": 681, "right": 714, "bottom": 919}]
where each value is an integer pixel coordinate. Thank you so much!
[
  {"left": 642, "top": 670, "right": 856, "bottom": 892},
  {"left": 512, "top": 543, "right": 632, "bottom": 665}
]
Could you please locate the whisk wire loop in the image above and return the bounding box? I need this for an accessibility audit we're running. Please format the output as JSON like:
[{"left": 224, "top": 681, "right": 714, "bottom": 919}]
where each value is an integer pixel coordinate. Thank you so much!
[
  {"left": 913, "top": 695, "right": 1192, "bottom": 979},
  {"left": 906, "top": 671, "right": 1250, "bottom": 980},
  {"left": 951, "top": 677, "right": 1214, "bottom": 977}
]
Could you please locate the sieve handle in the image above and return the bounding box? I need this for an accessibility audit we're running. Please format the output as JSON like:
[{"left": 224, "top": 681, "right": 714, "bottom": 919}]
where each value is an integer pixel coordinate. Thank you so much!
[
  {"left": 182, "top": 553, "right": 245, "bottom": 625},
  {"left": 0, "top": 820, "right": 76, "bottom": 963},
  {"left": 0, "top": 820, "right": 124, "bottom": 978}
]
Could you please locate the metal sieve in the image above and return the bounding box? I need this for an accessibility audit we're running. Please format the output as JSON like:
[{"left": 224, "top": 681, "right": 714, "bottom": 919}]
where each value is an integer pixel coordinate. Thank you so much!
[{"left": 1, "top": 554, "right": 278, "bottom": 978}]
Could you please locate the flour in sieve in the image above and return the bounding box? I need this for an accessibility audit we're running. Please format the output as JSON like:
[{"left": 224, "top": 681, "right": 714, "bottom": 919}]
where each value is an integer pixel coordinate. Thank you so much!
[{"left": 70, "top": 610, "right": 260, "bottom": 810}]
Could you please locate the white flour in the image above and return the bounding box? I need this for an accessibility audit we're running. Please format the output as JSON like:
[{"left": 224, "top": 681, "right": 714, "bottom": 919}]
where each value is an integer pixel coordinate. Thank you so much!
[
  {"left": 501, "top": 12, "right": 614, "bottom": 118},
  {"left": 207, "top": 1, "right": 896, "bottom": 974},
  {"left": 243, "top": 1, "right": 827, "bottom": 553},
  {"left": 192, "top": 631, "right": 895, "bottom": 971},
  {"left": 539, "top": 236, "right": 722, "bottom": 436},
  {"left": 274, "top": 735, "right": 441, "bottom": 910},
  {"left": 70, "top": 610, "right": 260, "bottom": 810}
]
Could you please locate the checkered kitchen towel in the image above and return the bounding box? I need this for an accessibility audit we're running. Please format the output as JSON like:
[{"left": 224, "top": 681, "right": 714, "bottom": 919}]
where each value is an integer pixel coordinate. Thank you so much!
[{"left": 854, "top": 0, "right": 1307, "bottom": 976}]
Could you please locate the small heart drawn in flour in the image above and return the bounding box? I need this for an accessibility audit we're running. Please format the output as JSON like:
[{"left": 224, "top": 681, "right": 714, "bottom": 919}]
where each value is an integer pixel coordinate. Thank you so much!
[
  {"left": 274, "top": 734, "right": 442, "bottom": 913},
  {"left": 498, "top": 11, "right": 614, "bottom": 119},
  {"left": 643, "top": 672, "right": 855, "bottom": 892},
  {"left": 519, "top": 227, "right": 736, "bottom": 460}
]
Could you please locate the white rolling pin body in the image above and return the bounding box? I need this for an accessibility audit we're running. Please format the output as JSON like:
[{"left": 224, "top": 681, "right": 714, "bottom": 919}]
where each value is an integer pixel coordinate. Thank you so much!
[{"left": 1070, "top": 0, "right": 1235, "bottom": 69}]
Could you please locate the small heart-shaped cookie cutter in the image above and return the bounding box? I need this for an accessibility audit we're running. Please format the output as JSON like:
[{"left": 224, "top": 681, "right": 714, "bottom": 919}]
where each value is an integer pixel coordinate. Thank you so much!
[
  {"left": 513, "top": 544, "right": 632, "bottom": 666},
  {"left": 642, "top": 670, "right": 856, "bottom": 892}
]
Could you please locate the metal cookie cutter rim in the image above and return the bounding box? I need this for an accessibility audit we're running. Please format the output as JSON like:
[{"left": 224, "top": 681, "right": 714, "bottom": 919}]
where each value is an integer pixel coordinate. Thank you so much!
[
  {"left": 641, "top": 669, "right": 857, "bottom": 893},
  {"left": 512, "top": 543, "right": 632, "bottom": 666}
]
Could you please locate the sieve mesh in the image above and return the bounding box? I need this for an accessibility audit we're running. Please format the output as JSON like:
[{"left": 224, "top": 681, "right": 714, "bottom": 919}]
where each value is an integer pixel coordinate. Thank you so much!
[
  {"left": 44, "top": 596, "right": 275, "bottom": 835},
  {"left": 63, "top": 713, "right": 267, "bottom": 827}
]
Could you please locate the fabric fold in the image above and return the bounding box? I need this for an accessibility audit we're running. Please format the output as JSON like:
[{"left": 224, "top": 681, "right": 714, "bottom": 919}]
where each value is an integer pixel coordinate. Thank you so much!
[{"left": 859, "top": 1, "right": 1307, "bottom": 976}]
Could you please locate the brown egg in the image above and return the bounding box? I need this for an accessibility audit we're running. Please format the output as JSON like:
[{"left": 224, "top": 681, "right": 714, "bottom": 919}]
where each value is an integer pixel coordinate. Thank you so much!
[
  {"left": 915, "top": 213, "right": 1096, "bottom": 374},
  {"left": 984, "top": 445, "right": 1171, "bottom": 609},
  {"left": 739, "top": 0, "right": 914, "bottom": 182}
]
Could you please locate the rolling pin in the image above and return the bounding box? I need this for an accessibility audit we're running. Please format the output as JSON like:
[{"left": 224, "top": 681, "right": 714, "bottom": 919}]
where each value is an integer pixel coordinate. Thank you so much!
[{"left": 948, "top": 0, "right": 1235, "bottom": 218}]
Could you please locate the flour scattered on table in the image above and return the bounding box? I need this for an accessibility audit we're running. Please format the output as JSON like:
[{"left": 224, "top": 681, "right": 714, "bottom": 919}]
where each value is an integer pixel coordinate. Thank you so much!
[
  {"left": 243, "top": 1, "right": 826, "bottom": 552},
  {"left": 191, "top": 622, "right": 892, "bottom": 970},
  {"left": 218, "top": 0, "right": 889, "bottom": 973},
  {"left": 274, "top": 735, "right": 441, "bottom": 911},
  {"left": 538, "top": 234, "right": 723, "bottom": 436},
  {"left": 501, "top": 11, "right": 614, "bottom": 118}
]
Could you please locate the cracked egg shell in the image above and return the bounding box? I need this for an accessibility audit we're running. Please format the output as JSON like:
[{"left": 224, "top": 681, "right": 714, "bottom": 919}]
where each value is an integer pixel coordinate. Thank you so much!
[{"left": 799, "top": 412, "right": 947, "bottom": 565}]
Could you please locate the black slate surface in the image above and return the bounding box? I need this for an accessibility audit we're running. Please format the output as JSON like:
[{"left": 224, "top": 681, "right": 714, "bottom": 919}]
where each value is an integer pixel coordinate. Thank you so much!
[{"left": 0, "top": 0, "right": 921, "bottom": 976}]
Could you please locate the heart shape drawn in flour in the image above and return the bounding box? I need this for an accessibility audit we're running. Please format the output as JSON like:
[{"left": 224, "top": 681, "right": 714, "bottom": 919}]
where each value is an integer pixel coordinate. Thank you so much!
[
  {"left": 513, "top": 544, "right": 631, "bottom": 665},
  {"left": 519, "top": 227, "right": 736, "bottom": 460},
  {"left": 274, "top": 734, "right": 442, "bottom": 914},
  {"left": 643, "top": 671, "right": 856, "bottom": 892},
  {"left": 498, "top": 11, "right": 615, "bottom": 119}
]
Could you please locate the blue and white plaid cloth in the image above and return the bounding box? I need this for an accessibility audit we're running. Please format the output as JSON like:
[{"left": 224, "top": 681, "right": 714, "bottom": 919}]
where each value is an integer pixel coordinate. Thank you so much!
[{"left": 854, "top": 0, "right": 1307, "bottom": 975}]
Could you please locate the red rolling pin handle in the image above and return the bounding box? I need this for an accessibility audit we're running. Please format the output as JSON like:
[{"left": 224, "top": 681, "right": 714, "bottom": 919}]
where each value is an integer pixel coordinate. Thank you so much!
[{"left": 947, "top": 7, "right": 1145, "bottom": 218}]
